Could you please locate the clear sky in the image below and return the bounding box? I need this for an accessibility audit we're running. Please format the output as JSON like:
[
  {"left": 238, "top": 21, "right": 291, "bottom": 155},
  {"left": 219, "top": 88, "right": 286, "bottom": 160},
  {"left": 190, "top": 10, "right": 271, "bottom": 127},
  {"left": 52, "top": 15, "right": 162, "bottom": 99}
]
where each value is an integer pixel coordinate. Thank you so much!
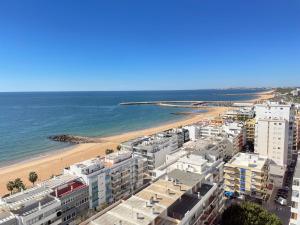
[{"left": 0, "top": 0, "right": 299, "bottom": 91}]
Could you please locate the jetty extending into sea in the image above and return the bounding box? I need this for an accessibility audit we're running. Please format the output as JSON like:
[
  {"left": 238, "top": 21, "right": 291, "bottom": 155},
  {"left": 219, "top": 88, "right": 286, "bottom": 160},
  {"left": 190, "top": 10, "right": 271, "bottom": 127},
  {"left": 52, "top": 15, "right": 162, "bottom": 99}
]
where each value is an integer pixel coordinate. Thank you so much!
[{"left": 119, "top": 100, "right": 247, "bottom": 108}]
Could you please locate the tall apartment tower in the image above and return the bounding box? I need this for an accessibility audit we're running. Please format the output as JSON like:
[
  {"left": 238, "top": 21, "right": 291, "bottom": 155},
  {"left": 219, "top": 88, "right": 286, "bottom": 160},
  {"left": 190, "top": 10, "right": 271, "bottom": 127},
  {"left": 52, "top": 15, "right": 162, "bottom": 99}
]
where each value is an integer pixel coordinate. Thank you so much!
[
  {"left": 254, "top": 102, "right": 295, "bottom": 167},
  {"left": 255, "top": 118, "right": 289, "bottom": 166}
]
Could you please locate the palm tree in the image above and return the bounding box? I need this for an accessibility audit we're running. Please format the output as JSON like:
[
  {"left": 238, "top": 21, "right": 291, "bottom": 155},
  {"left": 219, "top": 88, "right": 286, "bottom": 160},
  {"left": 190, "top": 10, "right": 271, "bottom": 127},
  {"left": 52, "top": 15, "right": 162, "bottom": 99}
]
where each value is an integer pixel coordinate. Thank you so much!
[
  {"left": 6, "top": 181, "right": 15, "bottom": 194},
  {"left": 28, "top": 171, "right": 38, "bottom": 186},
  {"left": 14, "top": 178, "right": 25, "bottom": 192}
]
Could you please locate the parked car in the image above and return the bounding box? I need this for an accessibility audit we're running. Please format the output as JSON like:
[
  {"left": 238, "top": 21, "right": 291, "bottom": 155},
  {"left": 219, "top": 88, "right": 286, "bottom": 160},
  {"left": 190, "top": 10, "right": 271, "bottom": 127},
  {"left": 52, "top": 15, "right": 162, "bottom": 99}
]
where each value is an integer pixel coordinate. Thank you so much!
[{"left": 275, "top": 196, "right": 287, "bottom": 206}]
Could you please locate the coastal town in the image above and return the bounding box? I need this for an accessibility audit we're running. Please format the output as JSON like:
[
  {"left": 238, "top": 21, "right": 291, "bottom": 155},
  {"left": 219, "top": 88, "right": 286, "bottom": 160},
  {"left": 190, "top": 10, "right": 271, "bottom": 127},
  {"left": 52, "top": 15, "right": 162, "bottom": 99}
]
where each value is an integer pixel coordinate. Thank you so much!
[{"left": 0, "top": 88, "right": 300, "bottom": 225}]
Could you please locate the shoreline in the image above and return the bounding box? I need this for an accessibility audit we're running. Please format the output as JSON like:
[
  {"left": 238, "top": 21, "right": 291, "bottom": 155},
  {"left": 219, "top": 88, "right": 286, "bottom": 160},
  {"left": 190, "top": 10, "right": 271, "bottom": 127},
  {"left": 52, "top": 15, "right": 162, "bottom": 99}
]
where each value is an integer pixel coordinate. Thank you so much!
[{"left": 0, "top": 90, "right": 274, "bottom": 196}]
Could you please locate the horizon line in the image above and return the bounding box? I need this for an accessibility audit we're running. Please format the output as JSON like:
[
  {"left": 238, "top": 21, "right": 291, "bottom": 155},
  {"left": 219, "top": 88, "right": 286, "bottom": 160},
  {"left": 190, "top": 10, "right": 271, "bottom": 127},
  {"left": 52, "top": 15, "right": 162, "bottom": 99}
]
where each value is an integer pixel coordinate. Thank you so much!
[{"left": 0, "top": 87, "right": 274, "bottom": 93}]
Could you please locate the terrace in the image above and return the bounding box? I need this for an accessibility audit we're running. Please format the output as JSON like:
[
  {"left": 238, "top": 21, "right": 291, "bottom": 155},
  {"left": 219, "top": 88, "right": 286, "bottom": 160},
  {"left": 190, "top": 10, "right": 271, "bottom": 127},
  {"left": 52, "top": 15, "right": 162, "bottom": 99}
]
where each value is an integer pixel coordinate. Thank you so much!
[
  {"left": 51, "top": 180, "right": 87, "bottom": 198},
  {"left": 0, "top": 209, "right": 16, "bottom": 225},
  {"left": 11, "top": 195, "right": 59, "bottom": 217}
]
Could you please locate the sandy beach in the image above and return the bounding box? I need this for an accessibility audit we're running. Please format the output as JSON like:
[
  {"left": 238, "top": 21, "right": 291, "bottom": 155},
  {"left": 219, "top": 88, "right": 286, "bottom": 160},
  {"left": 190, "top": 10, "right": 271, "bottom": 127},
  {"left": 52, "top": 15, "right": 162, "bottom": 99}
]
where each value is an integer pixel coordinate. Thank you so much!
[{"left": 0, "top": 90, "right": 274, "bottom": 196}]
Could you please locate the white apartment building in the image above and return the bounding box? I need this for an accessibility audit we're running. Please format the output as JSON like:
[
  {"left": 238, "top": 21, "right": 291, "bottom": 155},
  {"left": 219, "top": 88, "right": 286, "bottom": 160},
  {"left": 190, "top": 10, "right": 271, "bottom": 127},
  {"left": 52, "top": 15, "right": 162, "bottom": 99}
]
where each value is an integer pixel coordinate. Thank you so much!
[
  {"left": 0, "top": 209, "right": 17, "bottom": 225},
  {"left": 255, "top": 102, "right": 295, "bottom": 166},
  {"left": 224, "top": 153, "right": 269, "bottom": 200},
  {"left": 0, "top": 187, "right": 62, "bottom": 225},
  {"left": 89, "top": 169, "right": 221, "bottom": 225},
  {"left": 290, "top": 154, "right": 300, "bottom": 225},
  {"left": 193, "top": 122, "right": 245, "bottom": 154},
  {"left": 295, "top": 113, "right": 300, "bottom": 151},
  {"left": 222, "top": 107, "right": 255, "bottom": 120},
  {"left": 151, "top": 140, "right": 226, "bottom": 218},
  {"left": 64, "top": 157, "right": 108, "bottom": 209},
  {"left": 122, "top": 133, "right": 179, "bottom": 176},
  {"left": 0, "top": 174, "right": 82, "bottom": 225},
  {"left": 104, "top": 151, "right": 147, "bottom": 203},
  {"left": 184, "top": 125, "right": 201, "bottom": 141},
  {"left": 12, "top": 195, "right": 62, "bottom": 225},
  {"left": 64, "top": 151, "right": 147, "bottom": 209},
  {"left": 222, "top": 122, "right": 246, "bottom": 153},
  {"left": 199, "top": 125, "right": 222, "bottom": 138},
  {"left": 255, "top": 119, "right": 289, "bottom": 167}
]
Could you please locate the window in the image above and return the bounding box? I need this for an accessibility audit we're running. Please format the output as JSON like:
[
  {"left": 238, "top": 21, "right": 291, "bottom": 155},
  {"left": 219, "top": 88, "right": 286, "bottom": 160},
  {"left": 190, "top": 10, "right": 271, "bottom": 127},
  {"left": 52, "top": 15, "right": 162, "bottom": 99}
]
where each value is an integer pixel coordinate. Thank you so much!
[
  {"left": 293, "top": 180, "right": 300, "bottom": 186},
  {"left": 292, "top": 190, "right": 299, "bottom": 198},
  {"left": 292, "top": 201, "right": 298, "bottom": 209},
  {"left": 291, "top": 212, "right": 298, "bottom": 220}
]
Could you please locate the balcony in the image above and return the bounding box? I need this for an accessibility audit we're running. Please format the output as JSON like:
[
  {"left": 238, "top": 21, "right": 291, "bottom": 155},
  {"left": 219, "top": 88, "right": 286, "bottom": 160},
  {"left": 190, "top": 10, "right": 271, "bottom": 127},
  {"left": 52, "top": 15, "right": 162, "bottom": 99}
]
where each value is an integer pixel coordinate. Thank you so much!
[{"left": 224, "top": 168, "right": 238, "bottom": 175}]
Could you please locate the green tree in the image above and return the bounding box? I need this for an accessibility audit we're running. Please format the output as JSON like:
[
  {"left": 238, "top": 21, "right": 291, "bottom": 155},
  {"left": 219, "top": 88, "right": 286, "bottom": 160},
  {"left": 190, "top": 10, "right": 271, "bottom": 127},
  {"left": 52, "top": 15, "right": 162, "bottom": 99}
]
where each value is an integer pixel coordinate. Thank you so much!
[
  {"left": 28, "top": 171, "right": 38, "bottom": 186},
  {"left": 14, "top": 178, "right": 25, "bottom": 192},
  {"left": 6, "top": 181, "right": 15, "bottom": 194},
  {"left": 221, "top": 202, "right": 282, "bottom": 225},
  {"left": 116, "top": 145, "right": 121, "bottom": 151}
]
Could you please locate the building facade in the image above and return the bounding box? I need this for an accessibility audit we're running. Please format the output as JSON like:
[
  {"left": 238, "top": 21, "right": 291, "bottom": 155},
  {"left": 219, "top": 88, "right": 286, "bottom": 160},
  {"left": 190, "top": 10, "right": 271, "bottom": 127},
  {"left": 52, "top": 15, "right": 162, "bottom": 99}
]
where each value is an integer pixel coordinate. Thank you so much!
[
  {"left": 255, "top": 118, "right": 289, "bottom": 167},
  {"left": 255, "top": 102, "right": 295, "bottom": 165},
  {"left": 224, "top": 153, "right": 268, "bottom": 201},
  {"left": 51, "top": 180, "right": 89, "bottom": 225},
  {"left": 90, "top": 169, "right": 222, "bottom": 225},
  {"left": 64, "top": 151, "right": 147, "bottom": 209},
  {"left": 245, "top": 118, "right": 256, "bottom": 143},
  {"left": 290, "top": 154, "right": 300, "bottom": 225},
  {"left": 122, "top": 133, "right": 179, "bottom": 176}
]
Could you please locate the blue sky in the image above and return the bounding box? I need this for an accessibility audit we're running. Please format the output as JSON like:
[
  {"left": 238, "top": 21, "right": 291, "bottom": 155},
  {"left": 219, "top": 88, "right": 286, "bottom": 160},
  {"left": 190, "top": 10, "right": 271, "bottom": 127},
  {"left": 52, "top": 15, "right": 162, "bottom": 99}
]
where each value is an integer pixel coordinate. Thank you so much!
[{"left": 0, "top": 0, "right": 299, "bottom": 91}]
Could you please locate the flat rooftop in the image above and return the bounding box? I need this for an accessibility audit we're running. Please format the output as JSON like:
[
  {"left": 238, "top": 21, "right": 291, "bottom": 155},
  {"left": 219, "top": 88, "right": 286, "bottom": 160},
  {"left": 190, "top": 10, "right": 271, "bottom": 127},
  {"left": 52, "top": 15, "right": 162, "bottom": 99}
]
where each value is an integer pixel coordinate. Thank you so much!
[
  {"left": 227, "top": 153, "right": 267, "bottom": 170},
  {"left": 121, "top": 136, "right": 149, "bottom": 147},
  {"left": 167, "top": 194, "right": 200, "bottom": 220},
  {"left": 90, "top": 173, "right": 197, "bottom": 225},
  {"left": 11, "top": 195, "right": 58, "bottom": 216},
  {"left": 167, "top": 169, "right": 203, "bottom": 187},
  {"left": 38, "top": 173, "right": 79, "bottom": 189},
  {"left": 176, "top": 154, "right": 207, "bottom": 167},
  {"left": 1, "top": 186, "right": 51, "bottom": 208},
  {"left": 73, "top": 157, "right": 104, "bottom": 168},
  {"left": 0, "top": 209, "right": 15, "bottom": 224}
]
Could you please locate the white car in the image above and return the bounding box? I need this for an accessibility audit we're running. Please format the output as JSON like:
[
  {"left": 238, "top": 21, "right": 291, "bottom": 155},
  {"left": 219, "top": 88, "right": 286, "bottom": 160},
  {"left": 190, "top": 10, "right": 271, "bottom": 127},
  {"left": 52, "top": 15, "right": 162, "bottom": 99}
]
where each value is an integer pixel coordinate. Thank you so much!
[{"left": 276, "top": 197, "right": 287, "bottom": 206}]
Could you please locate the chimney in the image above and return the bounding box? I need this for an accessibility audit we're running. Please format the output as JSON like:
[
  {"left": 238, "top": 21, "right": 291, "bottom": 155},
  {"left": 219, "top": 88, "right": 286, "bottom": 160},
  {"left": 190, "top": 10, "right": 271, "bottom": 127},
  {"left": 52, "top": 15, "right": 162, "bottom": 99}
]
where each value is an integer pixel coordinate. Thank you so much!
[
  {"left": 71, "top": 185, "right": 73, "bottom": 191},
  {"left": 152, "top": 207, "right": 155, "bottom": 214},
  {"left": 55, "top": 188, "right": 58, "bottom": 197},
  {"left": 150, "top": 196, "right": 154, "bottom": 204},
  {"left": 38, "top": 202, "right": 42, "bottom": 210},
  {"left": 197, "top": 192, "right": 201, "bottom": 199}
]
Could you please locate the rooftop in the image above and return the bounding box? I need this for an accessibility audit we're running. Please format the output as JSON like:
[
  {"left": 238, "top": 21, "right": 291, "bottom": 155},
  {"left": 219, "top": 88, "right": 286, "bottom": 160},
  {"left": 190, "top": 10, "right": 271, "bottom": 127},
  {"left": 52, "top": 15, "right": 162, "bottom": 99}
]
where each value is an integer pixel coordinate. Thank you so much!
[
  {"left": 227, "top": 153, "right": 267, "bottom": 170},
  {"left": 11, "top": 195, "right": 59, "bottom": 216},
  {"left": 91, "top": 178, "right": 188, "bottom": 225},
  {"left": 0, "top": 209, "right": 15, "bottom": 225},
  {"left": 51, "top": 180, "right": 87, "bottom": 198},
  {"left": 167, "top": 169, "right": 203, "bottom": 187},
  {"left": 255, "top": 101, "right": 292, "bottom": 107},
  {"left": 1, "top": 186, "right": 51, "bottom": 208},
  {"left": 38, "top": 173, "right": 79, "bottom": 189},
  {"left": 105, "top": 150, "right": 132, "bottom": 166},
  {"left": 69, "top": 157, "right": 106, "bottom": 175}
]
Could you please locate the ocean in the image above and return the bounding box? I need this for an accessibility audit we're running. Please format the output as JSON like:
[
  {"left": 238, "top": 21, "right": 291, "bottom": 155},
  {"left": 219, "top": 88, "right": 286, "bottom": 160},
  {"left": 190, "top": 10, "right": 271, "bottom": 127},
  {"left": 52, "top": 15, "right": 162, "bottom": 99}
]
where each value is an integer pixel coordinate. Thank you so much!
[{"left": 0, "top": 89, "right": 262, "bottom": 165}]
